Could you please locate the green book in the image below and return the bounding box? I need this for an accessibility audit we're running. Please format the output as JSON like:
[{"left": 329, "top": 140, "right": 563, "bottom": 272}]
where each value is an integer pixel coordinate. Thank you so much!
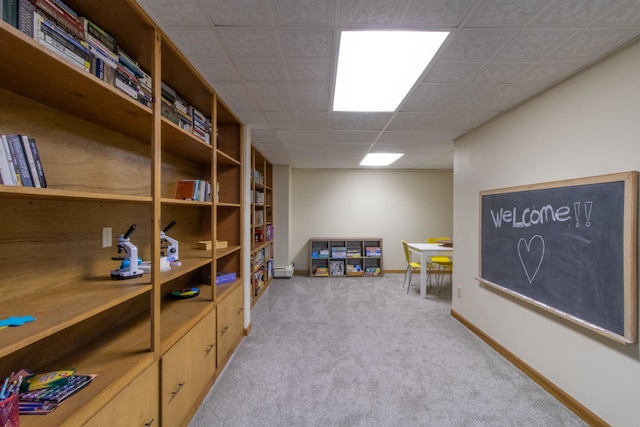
[{"left": 3, "top": 0, "right": 17, "bottom": 27}]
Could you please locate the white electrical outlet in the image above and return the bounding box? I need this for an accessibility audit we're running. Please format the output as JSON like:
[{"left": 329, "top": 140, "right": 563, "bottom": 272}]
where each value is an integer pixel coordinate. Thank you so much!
[
  {"left": 457, "top": 286, "right": 461, "bottom": 298},
  {"left": 102, "top": 227, "right": 112, "bottom": 248}
]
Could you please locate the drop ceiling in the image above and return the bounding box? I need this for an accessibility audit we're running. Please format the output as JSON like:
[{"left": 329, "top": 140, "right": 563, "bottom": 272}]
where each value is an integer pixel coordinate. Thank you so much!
[{"left": 136, "top": 0, "right": 640, "bottom": 169}]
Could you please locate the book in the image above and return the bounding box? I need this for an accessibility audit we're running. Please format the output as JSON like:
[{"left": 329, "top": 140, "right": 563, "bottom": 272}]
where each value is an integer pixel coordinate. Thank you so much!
[
  {"left": 27, "top": 137, "right": 47, "bottom": 188},
  {"left": 0, "top": 135, "right": 18, "bottom": 185},
  {"left": 6, "top": 134, "right": 33, "bottom": 186},
  {"left": 17, "top": 0, "right": 34, "bottom": 37},
  {"left": 0, "top": 136, "right": 14, "bottom": 185},
  {"left": 78, "top": 17, "right": 116, "bottom": 52},
  {"left": 3, "top": 0, "right": 17, "bottom": 27},
  {"left": 20, "top": 135, "right": 40, "bottom": 188},
  {"left": 175, "top": 180, "right": 197, "bottom": 200}
]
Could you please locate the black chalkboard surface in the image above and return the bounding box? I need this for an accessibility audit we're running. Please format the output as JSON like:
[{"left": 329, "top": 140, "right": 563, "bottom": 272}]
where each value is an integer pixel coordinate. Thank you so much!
[{"left": 479, "top": 171, "right": 637, "bottom": 344}]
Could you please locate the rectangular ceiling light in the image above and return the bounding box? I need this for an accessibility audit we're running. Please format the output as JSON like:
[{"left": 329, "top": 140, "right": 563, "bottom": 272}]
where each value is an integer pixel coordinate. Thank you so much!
[
  {"left": 333, "top": 31, "right": 449, "bottom": 112},
  {"left": 360, "top": 153, "right": 404, "bottom": 166}
]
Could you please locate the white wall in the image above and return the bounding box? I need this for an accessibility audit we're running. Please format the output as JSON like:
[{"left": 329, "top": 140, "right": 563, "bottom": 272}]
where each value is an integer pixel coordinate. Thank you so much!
[
  {"left": 272, "top": 164, "right": 292, "bottom": 268},
  {"left": 453, "top": 40, "right": 640, "bottom": 426},
  {"left": 290, "top": 168, "right": 453, "bottom": 271}
]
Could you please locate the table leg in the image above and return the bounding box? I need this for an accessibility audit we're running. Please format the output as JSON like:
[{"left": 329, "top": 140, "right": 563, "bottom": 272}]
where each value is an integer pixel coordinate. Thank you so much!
[{"left": 420, "top": 252, "right": 427, "bottom": 298}]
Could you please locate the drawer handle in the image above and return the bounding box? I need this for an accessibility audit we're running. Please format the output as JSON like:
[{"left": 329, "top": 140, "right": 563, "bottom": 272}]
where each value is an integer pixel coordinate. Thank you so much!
[
  {"left": 205, "top": 343, "right": 215, "bottom": 356},
  {"left": 221, "top": 326, "right": 229, "bottom": 335},
  {"left": 237, "top": 307, "right": 244, "bottom": 314},
  {"left": 170, "top": 381, "right": 185, "bottom": 399},
  {"left": 144, "top": 419, "right": 155, "bottom": 427}
]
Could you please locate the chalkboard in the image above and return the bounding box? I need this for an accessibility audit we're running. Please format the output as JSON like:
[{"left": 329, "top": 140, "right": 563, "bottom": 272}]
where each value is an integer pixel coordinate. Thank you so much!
[{"left": 479, "top": 171, "right": 637, "bottom": 344}]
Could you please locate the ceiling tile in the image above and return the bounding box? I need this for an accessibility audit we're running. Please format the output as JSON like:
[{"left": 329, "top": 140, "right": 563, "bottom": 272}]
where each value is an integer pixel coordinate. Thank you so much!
[
  {"left": 494, "top": 29, "right": 575, "bottom": 62},
  {"left": 137, "top": 0, "right": 208, "bottom": 25},
  {"left": 440, "top": 29, "right": 513, "bottom": 61},
  {"left": 532, "top": 0, "right": 624, "bottom": 27},
  {"left": 465, "top": 0, "right": 549, "bottom": 27},
  {"left": 423, "top": 62, "right": 481, "bottom": 83},
  {"left": 402, "top": 0, "right": 475, "bottom": 26},
  {"left": 287, "top": 61, "right": 332, "bottom": 81},
  {"left": 234, "top": 60, "right": 287, "bottom": 81},
  {"left": 197, "top": 0, "right": 271, "bottom": 25},
  {"left": 401, "top": 83, "right": 457, "bottom": 111},
  {"left": 217, "top": 28, "right": 280, "bottom": 59},
  {"left": 271, "top": 0, "right": 337, "bottom": 25},
  {"left": 164, "top": 26, "right": 228, "bottom": 59},
  {"left": 281, "top": 30, "right": 334, "bottom": 59},
  {"left": 342, "top": 0, "right": 405, "bottom": 26},
  {"left": 546, "top": 28, "right": 640, "bottom": 61}
]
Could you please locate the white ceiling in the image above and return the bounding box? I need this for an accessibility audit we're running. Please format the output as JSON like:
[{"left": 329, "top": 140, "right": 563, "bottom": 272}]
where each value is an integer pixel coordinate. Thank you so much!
[{"left": 136, "top": 0, "right": 640, "bottom": 169}]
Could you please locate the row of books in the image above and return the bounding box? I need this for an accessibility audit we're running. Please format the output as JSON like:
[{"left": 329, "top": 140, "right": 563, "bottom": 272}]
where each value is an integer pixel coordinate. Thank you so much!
[
  {"left": 252, "top": 168, "right": 265, "bottom": 185},
  {"left": 0, "top": 134, "right": 47, "bottom": 188},
  {"left": 251, "top": 259, "right": 273, "bottom": 295},
  {"left": 3, "top": 0, "right": 154, "bottom": 109},
  {"left": 161, "top": 82, "right": 213, "bottom": 144},
  {"left": 175, "top": 179, "right": 212, "bottom": 202}
]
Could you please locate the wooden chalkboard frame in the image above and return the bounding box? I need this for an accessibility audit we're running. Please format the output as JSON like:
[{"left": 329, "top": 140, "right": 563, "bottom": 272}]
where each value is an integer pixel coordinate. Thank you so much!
[{"left": 478, "top": 171, "right": 637, "bottom": 344}]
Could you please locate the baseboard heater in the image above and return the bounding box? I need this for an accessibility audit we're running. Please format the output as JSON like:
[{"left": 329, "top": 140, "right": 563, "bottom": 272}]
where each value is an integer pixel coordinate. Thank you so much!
[{"left": 274, "top": 263, "right": 294, "bottom": 278}]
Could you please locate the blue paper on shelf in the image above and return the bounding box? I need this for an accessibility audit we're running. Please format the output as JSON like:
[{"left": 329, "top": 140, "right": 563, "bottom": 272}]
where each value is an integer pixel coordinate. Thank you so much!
[{"left": 216, "top": 272, "right": 236, "bottom": 285}]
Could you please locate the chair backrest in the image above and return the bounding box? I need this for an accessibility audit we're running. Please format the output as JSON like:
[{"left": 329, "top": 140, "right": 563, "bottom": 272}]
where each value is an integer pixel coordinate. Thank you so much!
[
  {"left": 401, "top": 240, "right": 411, "bottom": 264},
  {"left": 427, "top": 237, "right": 450, "bottom": 243}
]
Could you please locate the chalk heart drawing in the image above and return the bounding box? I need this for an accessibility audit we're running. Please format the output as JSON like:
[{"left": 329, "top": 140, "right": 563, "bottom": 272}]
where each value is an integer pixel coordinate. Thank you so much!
[{"left": 517, "top": 235, "right": 545, "bottom": 284}]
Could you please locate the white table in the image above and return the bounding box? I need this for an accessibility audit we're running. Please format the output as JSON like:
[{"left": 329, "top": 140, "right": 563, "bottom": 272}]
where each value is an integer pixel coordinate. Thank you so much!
[{"left": 406, "top": 243, "right": 453, "bottom": 298}]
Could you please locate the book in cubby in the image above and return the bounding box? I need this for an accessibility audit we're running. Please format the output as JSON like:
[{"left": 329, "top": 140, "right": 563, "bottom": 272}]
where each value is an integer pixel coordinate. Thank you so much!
[
  {"left": 175, "top": 179, "right": 212, "bottom": 202},
  {"left": 329, "top": 260, "right": 345, "bottom": 276}
]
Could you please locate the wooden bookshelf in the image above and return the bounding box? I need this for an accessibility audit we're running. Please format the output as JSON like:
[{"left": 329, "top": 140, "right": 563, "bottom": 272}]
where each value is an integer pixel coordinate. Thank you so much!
[
  {"left": 0, "top": 1, "right": 245, "bottom": 425},
  {"left": 250, "top": 147, "right": 274, "bottom": 305}
]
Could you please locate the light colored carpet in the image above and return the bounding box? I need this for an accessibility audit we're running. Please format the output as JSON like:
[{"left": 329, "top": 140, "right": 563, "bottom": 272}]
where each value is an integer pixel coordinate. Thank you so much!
[{"left": 189, "top": 274, "right": 587, "bottom": 427}]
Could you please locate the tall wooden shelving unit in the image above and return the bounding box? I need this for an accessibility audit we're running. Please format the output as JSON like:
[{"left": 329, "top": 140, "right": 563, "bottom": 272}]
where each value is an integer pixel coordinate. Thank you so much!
[
  {"left": 0, "top": 1, "right": 244, "bottom": 426},
  {"left": 250, "top": 147, "right": 274, "bottom": 306}
]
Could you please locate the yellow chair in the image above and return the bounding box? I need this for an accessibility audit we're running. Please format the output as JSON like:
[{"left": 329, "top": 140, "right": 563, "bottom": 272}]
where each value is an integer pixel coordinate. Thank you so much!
[
  {"left": 427, "top": 237, "right": 452, "bottom": 294},
  {"left": 401, "top": 240, "right": 421, "bottom": 294}
]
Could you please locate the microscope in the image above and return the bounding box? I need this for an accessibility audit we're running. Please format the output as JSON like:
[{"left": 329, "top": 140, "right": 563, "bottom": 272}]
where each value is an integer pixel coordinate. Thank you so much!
[
  {"left": 110, "top": 224, "right": 144, "bottom": 280},
  {"left": 160, "top": 220, "right": 179, "bottom": 262}
]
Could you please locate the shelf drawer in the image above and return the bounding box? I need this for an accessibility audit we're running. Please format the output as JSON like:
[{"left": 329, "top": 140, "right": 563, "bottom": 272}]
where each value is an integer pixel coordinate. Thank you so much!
[
  {"left": 87, "top": 362, "right": 159, "bottom": 427},
  {"left": 161, "top": 309, "right": 216, "bottom": 427},
  {"left": 217, "top": 284, "right": 244, "bottom": 369}
]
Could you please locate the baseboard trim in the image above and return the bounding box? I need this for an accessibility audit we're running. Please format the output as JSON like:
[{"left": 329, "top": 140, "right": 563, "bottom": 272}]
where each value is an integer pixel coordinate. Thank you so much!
[{"left": 450, "top": 309, "right": 609, "bottom": 427}]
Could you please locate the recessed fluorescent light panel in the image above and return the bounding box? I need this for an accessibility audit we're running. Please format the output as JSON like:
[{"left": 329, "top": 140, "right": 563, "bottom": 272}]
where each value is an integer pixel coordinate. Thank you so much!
[
  {"left": 360, "top": 153, "right": 404, "bottom": 166},
  {"left": 333, "top": 31, "right": 448, "bottom": 112}
]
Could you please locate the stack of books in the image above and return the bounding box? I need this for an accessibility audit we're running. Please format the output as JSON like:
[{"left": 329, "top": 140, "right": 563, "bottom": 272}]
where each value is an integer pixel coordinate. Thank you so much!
[
  {"left": 161, "top": 83, "right": 212, "bottom": 143},
  {"left": 192, "top": 107, "right": 212, "bottom": 144},
  {"left": 0, "top": 134, "right": 47, "bottom": 188},
  {"left": 3, "top": 0, "right": 153, "bottom": 107},
  {"left": 365, "top": 247, "right": 381, "bottom": 257}
]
